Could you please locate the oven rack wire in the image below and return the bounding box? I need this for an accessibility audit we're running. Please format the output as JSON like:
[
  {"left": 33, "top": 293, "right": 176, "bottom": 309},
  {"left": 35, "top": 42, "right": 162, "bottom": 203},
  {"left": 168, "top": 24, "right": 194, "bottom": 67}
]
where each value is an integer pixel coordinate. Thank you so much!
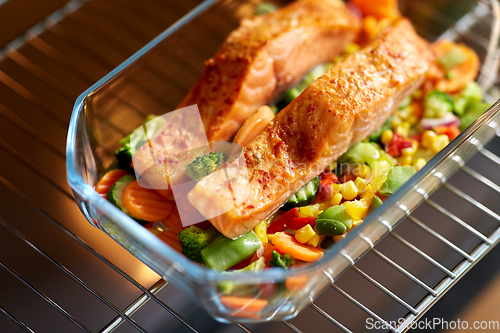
[{"left": 0, "top": 0, "right": 500, "bottom": 332}]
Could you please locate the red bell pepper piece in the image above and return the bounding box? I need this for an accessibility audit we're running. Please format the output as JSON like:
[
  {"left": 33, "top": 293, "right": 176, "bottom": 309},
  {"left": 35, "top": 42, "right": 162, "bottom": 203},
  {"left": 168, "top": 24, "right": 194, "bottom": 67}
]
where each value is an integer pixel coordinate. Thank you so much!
[
  {"left": 320, "top": 179, "right": 332, "bottom": 188},
  {"left": 409, "top": 133, "right": 422, "bottom": 142},
  {"left": 267, "top": 207, "right": 300, "bottom": 234},
  {"left": 318, "top": 180, "right": 334, "bottom": 201},
  {"left": 376, "top": 193, "right": 388, "bottom": 202},
  {"left": 289, "top": 217, "right": 316, "bottom": 230},
  {"left": 228, "top": 257, "right": 252, "bottom": 270},
  {"left": 321, "top": 171, "right": 339, "bottom": 183},
  {"left": 435, "top": 125, "right": 460, "bottom": 141},
  {"left": 386, "top": 133, "right": 412, "bottom": 157}
]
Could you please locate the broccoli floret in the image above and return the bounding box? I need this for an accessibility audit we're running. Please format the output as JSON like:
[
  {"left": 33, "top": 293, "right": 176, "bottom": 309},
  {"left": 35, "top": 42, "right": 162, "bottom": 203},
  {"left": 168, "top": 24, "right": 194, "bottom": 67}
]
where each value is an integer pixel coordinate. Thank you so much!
[
  {"left": 115, "top": 115, "right": 166, "bottom": 171},
  {"left": 424, "top": 90, "right": 454, "bottom": 118},
  {"left": 186, "top": 152, "right": 227, "bottom": 180},
  {"left": 269, "top": 251, "right": 294, "bottom": 269},
  {"left": 178, "top": 226, "right": 219, "bottom": 263}
]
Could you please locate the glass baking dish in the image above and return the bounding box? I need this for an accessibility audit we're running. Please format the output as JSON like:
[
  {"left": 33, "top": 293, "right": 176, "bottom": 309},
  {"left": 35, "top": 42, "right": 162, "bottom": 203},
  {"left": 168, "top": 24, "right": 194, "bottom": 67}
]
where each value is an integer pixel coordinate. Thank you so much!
[{"left": 67, "top": 0, "right": 500, "bottom": 323}]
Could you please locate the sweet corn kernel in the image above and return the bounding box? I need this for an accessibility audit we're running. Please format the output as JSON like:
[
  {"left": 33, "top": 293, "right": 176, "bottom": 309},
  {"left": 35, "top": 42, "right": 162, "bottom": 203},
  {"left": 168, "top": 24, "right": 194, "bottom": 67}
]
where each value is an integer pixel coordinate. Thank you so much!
[
  {"left": 359, "top": 164, "right": 371, "bottom": 178},
  {"left": 406, "top": 115, "right": 419, "bottom": 126},
  {"left": 413, "top": 158, "right": 427, "bottom": 171},
  {"left": 401, "top": 140, "right": 419, "bottom": 157},
  {"left": 391, "top": 115, "right": 403, "bottom": 128},
  {"left": 401, "top": 147, "right": 416, "bottom": 157},
  {"left": 340, "top": 180, "right": 358, "bottom": 201},
  {"left": 306, "top": 234, "right": 324, "bottom": 247},
  {"left": 330, "top": 192, "right": 343, "bottom": 206},
  {"left": 421, "top": 130, "right": 437, "bottom": 149},
  {"left": 381, "top": 129, "right": 394, "bottom": 146},
  {"left": 395, "top": 122, "right": 410, "bottom": 138},
  {"left": 398, "top": 107, "right": 411, "bottom": 120},
  {"left": 331, "top": 182, "right": 341, "bottom": 193},
  {"left": 352, "top": 219, "right": 363, "bottom": 227},
  {"left": 397, "top": 155, "right": 413, "bottom": 166},
  {"left": 333, "top": 234, "right": 346, "bottom": 243},
  {"left": 295, "top": 224, "right": 316, "bottom": 244},
  {"left": 430, "top": 134, "right": 450, "bottom": 154},
  {"left": 354, "top": 177, "right": 368, "bottom": 193},
  {"left": 345, "top": 43, "right": 361, "bottom": 55}
]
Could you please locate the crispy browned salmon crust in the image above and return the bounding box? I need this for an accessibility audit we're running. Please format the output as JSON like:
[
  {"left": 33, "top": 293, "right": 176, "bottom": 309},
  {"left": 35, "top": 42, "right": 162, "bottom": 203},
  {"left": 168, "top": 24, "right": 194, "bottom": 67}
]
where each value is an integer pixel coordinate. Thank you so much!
[
  {"left": 179, "top": 0, "right": 360, "bottom": 142},
  {"left": 189, "top": 19, "right": 435, "bottom": 239}
]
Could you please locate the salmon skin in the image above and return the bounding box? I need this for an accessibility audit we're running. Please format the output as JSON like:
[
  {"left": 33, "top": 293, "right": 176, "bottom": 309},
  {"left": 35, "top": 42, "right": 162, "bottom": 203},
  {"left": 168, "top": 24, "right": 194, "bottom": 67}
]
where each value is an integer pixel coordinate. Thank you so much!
[
  {"left": 189, "top": 19, "right": 435, "bottom": 239},
  {"left": 179, "top": 0, "right": 360, "bottom": 142},
  {"left": 132, "top": 0, "right": 360, "bottom": 194}
]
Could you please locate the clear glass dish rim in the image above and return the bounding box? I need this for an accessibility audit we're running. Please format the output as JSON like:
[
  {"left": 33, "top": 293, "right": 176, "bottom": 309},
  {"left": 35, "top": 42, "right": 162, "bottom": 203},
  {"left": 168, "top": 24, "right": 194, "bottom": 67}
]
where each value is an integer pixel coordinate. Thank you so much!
[{"left": 66, "top": 0, "right": 500, "bottom": 284}]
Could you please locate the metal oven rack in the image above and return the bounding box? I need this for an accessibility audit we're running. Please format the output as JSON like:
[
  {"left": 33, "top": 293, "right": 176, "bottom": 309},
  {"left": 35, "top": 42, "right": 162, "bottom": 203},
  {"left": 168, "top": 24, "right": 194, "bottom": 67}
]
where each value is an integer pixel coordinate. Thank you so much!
[{"left": 1, "top": 0, "right": 500, "bottom": 332}]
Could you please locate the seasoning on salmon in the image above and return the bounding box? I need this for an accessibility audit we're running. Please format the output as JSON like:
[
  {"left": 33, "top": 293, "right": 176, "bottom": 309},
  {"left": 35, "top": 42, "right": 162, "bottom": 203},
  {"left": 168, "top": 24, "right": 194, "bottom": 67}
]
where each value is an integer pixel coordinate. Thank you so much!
[
  {"left": 188, "top": 19, "right": 435, "bottom": 239},
  {"left": 132, "top": 0, "right": 360, "bottom": 195}
]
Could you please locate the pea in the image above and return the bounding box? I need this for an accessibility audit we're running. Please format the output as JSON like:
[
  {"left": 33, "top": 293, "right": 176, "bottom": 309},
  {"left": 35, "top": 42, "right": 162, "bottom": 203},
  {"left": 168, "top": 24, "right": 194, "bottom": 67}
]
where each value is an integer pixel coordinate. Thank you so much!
[
  {"left": 315, "top": 219, "right": 347, "bottom": 236},
  {"left": 317, "top": 205, "right": 352, "bottom": 228}
]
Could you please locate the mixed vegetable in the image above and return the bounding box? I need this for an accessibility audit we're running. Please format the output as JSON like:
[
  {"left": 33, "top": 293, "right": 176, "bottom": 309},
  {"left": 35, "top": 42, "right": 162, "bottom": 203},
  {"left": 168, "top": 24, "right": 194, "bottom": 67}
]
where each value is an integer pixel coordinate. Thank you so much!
[{"left": 93, "top": 0, "right": 491, "bottom": 314}]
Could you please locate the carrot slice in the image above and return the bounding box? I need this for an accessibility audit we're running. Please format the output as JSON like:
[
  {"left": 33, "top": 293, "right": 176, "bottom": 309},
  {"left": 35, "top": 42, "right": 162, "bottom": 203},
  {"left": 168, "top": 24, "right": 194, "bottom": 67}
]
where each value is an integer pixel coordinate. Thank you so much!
[
  {"left": 122, "top": 180, "right": 173, "bottom": 221},
  {"left": 156, "top": 229, "right": 183, "bottom": 253},
  {"left": 161, "top": 208, "right": 184, "bottom": 234},
  {"left": 272, "top": 232, "right": 324, "bottom": 262},
  {"left": 95, "top": 169, "right": 129, "bottom": 197},
  {"left": 430, "top": 40, "right": 479, "bottom": 93},
  {"left": 353, "top": 0, "right": 400, "bottom": 20},
  {"left": 285, "top": 275, "right": 309, "bottom": 291},
  {"left": 220, "top": 296, "right": 268, "bottom": 313}
]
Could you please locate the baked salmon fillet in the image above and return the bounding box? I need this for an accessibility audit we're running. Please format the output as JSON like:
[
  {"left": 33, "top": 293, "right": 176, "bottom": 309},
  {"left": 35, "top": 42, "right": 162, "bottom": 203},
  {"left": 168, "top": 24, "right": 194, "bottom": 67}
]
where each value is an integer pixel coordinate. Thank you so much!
[
  {"left": 132, "top": 0, "right": 360, "bottom": 194},
  {"left": 180, "top": 0, "right": 360, "bottom": 142},
  {"left": 188, "top": 19, "right": 435, "bottom": 239}
]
